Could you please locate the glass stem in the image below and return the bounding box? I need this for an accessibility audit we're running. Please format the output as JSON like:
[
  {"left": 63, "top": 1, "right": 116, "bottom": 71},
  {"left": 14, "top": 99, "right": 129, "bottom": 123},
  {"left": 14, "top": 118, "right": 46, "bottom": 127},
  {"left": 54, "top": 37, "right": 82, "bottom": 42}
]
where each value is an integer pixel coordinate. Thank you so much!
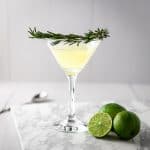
[{"left": 67, "top": 75, "right": 77, "bottom": 119}]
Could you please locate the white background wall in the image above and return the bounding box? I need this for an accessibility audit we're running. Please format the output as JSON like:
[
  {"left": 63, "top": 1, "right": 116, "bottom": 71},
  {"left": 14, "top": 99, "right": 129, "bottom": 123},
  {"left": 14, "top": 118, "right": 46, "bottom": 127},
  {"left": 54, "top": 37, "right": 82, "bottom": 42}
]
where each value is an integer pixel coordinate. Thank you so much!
[{"left": 0, "top": 0, "right": 150, "bottom": 83}]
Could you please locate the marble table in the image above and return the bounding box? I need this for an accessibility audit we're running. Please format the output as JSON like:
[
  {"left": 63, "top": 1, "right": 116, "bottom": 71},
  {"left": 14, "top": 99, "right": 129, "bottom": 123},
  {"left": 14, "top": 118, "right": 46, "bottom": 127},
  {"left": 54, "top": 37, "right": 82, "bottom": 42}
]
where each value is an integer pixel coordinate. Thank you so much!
[{"left": 0, "top": 82, "right": 150, "bottom": 150}]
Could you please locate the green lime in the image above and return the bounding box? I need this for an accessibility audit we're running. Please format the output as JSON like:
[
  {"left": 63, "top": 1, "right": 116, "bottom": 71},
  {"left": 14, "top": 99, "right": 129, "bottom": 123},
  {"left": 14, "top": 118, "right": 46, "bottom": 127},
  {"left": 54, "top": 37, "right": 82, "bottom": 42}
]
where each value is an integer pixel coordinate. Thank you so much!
[
  {"left": 113, "top": 111, "right": 140, "bottom": 140},
  {"left": 88, "top": 112, "right": 112, "bottom": 138},
  {"left": 99, "top": 103, "right": 126, "bottom": 120}
]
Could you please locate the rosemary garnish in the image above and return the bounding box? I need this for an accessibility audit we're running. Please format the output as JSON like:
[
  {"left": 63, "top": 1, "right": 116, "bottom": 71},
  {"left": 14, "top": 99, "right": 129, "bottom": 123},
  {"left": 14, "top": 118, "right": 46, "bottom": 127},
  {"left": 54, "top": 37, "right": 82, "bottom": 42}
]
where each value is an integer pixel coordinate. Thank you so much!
[{"left": 28, "top": 27, "right": 109, "bottom": 45}]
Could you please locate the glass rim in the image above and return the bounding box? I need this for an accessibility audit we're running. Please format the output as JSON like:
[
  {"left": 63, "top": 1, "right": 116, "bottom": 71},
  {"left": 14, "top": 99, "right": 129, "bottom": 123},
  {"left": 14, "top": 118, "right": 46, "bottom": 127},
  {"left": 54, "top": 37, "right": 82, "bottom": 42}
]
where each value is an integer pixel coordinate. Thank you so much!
[{"left": 47, "top": 39, "right": 101, "bottom": 47}]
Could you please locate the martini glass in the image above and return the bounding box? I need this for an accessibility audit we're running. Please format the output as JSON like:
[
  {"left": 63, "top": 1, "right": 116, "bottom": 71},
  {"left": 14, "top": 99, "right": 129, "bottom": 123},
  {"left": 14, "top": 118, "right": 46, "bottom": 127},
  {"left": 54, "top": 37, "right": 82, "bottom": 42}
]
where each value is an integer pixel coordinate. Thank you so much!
[{"left": 48, "top": 40, "right": 100, "bottom": 133}]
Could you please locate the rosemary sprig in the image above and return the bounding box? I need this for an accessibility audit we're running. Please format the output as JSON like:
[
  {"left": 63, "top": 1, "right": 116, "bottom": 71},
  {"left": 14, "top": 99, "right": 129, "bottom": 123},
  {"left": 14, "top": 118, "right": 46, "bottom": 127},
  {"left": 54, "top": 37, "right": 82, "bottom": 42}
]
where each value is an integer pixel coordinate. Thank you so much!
[{"left": 28, "top": 27, "right": 109, "bottom": 45}]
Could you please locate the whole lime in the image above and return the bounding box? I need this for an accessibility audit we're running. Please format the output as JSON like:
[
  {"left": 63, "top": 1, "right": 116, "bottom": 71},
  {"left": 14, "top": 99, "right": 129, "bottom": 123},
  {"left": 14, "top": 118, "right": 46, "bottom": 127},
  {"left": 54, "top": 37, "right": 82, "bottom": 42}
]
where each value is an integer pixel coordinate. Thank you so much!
[
  {"left": 113, "top": 111, "right": 140, "bottom": 140},
  {"left": 88, "top": 112, "right": 112, "bottom": 138},
  {"left": 99, "top": 103, "right": 126, "bottom": 120}
]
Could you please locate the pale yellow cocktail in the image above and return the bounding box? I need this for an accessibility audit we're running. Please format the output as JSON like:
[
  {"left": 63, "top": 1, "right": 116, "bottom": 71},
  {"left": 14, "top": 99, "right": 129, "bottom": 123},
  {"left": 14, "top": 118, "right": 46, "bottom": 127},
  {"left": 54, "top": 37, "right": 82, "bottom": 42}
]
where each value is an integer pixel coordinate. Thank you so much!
[{"left": 49, "top": 41, "right": 100, "bottom": 76}]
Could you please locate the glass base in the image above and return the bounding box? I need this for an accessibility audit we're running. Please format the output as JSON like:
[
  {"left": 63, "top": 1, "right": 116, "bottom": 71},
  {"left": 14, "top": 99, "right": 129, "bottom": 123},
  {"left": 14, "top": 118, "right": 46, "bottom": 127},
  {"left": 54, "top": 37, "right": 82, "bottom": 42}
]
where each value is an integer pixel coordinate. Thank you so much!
[{"left": 54, "top": 115, "right": 87, "bottom": 133}]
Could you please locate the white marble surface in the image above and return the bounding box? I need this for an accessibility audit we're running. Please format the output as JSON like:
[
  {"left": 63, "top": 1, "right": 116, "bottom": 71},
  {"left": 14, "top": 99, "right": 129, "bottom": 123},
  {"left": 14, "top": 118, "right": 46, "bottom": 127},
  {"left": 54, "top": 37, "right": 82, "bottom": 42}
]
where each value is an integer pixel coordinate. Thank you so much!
[{"left": 0, "top": 82, "right": 150, "bottom": 150}]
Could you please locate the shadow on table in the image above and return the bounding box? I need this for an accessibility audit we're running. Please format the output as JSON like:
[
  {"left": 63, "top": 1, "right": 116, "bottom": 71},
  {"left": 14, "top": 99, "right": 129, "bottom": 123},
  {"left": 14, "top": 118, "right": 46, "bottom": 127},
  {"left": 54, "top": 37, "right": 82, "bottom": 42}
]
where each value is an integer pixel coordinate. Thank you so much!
[
  {"left": 136, "top": 122, "right": 150, "bottom": 149},
  {"left": 99, "top": 132, "right": 130, "bottom": 143},
  {"left": 99, "top": 122, "right": 150, "bottom": 149}
]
